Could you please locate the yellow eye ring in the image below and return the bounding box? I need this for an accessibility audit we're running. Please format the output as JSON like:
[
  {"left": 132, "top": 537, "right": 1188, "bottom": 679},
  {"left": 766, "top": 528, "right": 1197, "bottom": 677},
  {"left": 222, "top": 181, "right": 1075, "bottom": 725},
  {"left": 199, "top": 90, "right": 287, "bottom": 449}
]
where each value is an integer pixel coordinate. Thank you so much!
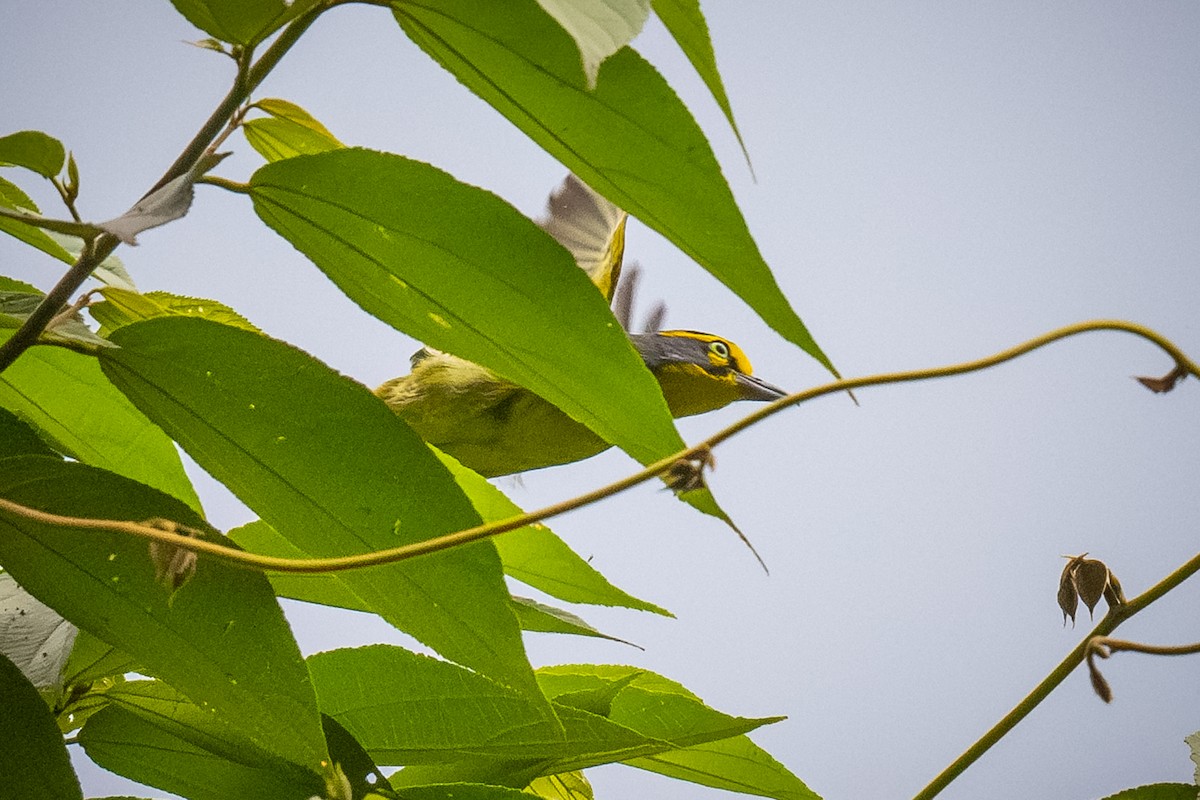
[{"left": 708, "top": 340, "right": 730, "bottom": 359}]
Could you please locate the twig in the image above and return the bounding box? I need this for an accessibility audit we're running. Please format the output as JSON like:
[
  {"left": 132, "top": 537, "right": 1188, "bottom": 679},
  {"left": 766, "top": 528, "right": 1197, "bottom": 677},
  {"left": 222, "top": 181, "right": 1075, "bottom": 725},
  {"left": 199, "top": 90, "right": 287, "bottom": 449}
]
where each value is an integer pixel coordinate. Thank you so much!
[
  {"left": 1, "top": 320, "right": 1195, "bottom": 577},
  {"left": 0, "top": 2, "right": 332, "bottom": 374},
  {"left": 912, "top": 550, "right": 1200, "bottom": 800},
  {"left": 1085, "top": 635, "right": 1200, "bottom": 703}
]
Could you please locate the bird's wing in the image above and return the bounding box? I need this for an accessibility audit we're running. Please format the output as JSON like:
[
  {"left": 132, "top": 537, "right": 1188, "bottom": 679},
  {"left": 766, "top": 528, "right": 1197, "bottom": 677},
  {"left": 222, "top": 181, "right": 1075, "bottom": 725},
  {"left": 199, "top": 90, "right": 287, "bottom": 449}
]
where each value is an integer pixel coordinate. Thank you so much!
[
  {"left": 538, "top": 174, "right": 628, "bottom": 303},
  {"left": 612, "top": 262, "right": 668, "bottom": 333}
]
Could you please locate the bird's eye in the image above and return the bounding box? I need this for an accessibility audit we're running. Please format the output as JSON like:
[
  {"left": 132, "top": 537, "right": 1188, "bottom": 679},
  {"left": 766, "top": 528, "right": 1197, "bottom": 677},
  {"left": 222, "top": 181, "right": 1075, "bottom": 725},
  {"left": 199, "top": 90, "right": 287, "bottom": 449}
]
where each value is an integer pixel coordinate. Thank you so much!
[{"left": 708, "top": 341, "right": 730, "bottom": 359}]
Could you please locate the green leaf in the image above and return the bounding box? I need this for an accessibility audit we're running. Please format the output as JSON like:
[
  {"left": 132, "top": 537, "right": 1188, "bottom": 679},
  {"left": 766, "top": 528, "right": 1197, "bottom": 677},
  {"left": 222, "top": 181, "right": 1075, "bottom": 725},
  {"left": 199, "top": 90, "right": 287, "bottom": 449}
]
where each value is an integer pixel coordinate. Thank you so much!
[
  {"left": 227, "top": 520, "right": 370, "bottom": 611},
  {"left": 511, "top": 596, "right": 637, "bottom": 646},
  {"left": 45, "top": 231, "right": 137, "bottom": 290},
  {"left": 168, "top": 0, "right": 291, "bottom": 46},
  {"left": 243, "top": 118, "right": 341, "bottom": 161},
  {"left": 61, "top": 629, "right": 137, "bottom": 690},
  {"left": 0, "top": 457, "right": 329, "bottom": 770},
  {"left": 79, "top": 684, "right": 323, "bottom": 800},
  {"left": 249, "top": 148, "right": 685, "bottom": 468},
  {"left": 435, "top": 449, "right": 669, "bottom": 615},
  {"left": 58, "top": 629, "right": 137, "bottom": 733},
  {"left": 0, "top": 130, "right": 66, "bottom": 178},
  {"left": 0, "top": 651, "right": 83, "bottom": 800},
  {"left": 90, "top": 287, "right": 261, "bottom": 337},
  {"left": 396, "top": 785, "right": 534, "bottom": 800},
  {"left": 314, "top": 646, "right": 715, "bottom": 781},
  {"left": 253, "top": 98, "right": 342, "bottom": 133},
  {"left": 0, "top": 290, "right": 116, "bottom": 352},
  {"left": 536, "top": 664, "right": 783, "bottom": 748},
  {"left": 535, "top": 0, "right": 650, "bottom": 89},
  {"left": 0, "top": 405, "right": 57, "bottom": 458},
  {"left": 526, "top": 771, "right": 594, "bottom": 800},
  {"left": 390, "top": 697, "right": 665, "bottom": 786},
  {"left": 341, "top": 650, "right": 778, "bottom": 789},
  {"left": 651, "top": 0, "right": 750, "bottom": 164},
  {"left": 394, "top": 0, "right": 836, "bottom": 373},
  {"left": 0, "top": 176, "right": 74, "bottom": 264},
  {"left": 100, "top": 317, "right": 541, "bottom": 698},
  {"left": 0, "top": 174, "right": 41, "bottom": 212},
  {"left": 0, "top": 276, "right": 39, "bottom": 293},
  {"left": 627, "top": 735, "right": 819, "bottom": 800},
  {"left": 230, "top": 521, "right": 631, "bottom": 646},
  {"left": 323, "top": 714, "right": 393, "bottom": 799},
  {"left": 1098, "top": 785, "right": 1200, "bottom": 800},
  {"left": 309, "top": 645, "right": 564, "bottom": 765},
  {"left": 244, "top": 98, "right": 344, "bottom": 162},
  {"left": 0, "top": 331, "right": 203, "bottom": 513}
]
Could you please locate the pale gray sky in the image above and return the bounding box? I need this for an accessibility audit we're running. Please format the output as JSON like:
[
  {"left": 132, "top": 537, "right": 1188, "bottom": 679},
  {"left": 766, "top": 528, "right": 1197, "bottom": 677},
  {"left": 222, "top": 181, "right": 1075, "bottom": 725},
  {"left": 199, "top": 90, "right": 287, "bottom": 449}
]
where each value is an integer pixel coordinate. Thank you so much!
[{"left": 3, "top": 3, "right": 1200, "bottom": 799}]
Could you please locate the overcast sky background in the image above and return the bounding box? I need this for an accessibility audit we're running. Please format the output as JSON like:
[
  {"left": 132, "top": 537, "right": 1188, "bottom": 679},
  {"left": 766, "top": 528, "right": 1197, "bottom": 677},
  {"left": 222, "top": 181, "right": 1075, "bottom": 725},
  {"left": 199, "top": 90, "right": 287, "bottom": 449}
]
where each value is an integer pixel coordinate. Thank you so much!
[{"left": 4, "top": 3, "right": 1200, "bottom": 799}]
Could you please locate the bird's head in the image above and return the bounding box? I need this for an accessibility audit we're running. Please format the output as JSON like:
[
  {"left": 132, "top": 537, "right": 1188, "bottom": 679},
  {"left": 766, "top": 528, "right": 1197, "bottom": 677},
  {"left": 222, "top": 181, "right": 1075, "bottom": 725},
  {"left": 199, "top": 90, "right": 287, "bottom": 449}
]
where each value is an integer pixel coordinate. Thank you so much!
[{"left": 631, "top": 330, "right": 786, "bottom": 418}]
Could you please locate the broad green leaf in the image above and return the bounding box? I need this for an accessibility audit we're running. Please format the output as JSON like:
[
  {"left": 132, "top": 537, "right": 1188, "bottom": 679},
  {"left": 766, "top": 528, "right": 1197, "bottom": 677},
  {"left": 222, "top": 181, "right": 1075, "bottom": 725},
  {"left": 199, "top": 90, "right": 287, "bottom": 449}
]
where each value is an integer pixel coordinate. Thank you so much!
[
  {"left": 511, "top": 596, "right": 637, "bottom": 646},
  {"left": 627, "top": 735, "right": 819, "bottom": 800},
  {"left": 61, "top": 629, "right": 137, "bottom": 690},
  {"left": 0, "top": 571, "right": 77, "bottom": 698},
  {"left": 57, "top": 685, "right": 119, "bottom": 735},
  {"left": 0, "top": 652, "right": 83, "bottom": 800},
  {"left": 168, "top": 0, "right": 290, "bottom": 46},
  {"left": 80, "top": 696, "right": 322, "bottom": 800},
  {"left": 100, "top": 317, "right": 542, "bottom": 698},
  {"left": 58, "top": 629, "right": 136, "bottom": 733},
  {"left": 0, "top": 174, "right": 41, "bottom": 211},
  {"left": 337, "top": 649, "right": 774, "bottom": 788},
  {"left": 0, "top": 275, "right": 39, "bottom": 293},
  {"left": 1098, "top": 786, "right": 1200, "bottom": 800},
  {"left": 536, "top": 664, "right": 783, "bottom": 747},
  {"left": 527, "top": 771, "right": 594, "bottom": 800},
  {"left": 244, "top": 98, "right": 343, "bottom": 162},
  {"left": 0, "top": 130, "right": 66, "bottom": 178},
  {"left": 435, "top": 449, "right": 669, "bottom": 615},
  {"left": 249, "top": 148, "right": 685, "bottom": 468},
  {"left": 0, "top": 175, "right": 74, "bottom": 263},
  {"left": 651, "top": 0, "right": 749, "bottom": 163},
  {"left": 0, "top": 290, "right": 116, "bottom": 352},
  {"left": 323, "top": 714, "right": 393, "bottom": 799},
  {"left": 251, "top": 149, "right": 742, "bottom": 536},
  {"left": 243, "top": 118, "right": 342, "bottom": 161},
  {"left": 230, "top": 521, "right": 632, "bottom": 644},
  {"left": 535, "top": 0, "right": 650, "bottom": 89},
  {"left": 46, "top": 232, "right": 137, "bottom": 290},
  {"left": 254, "top": 98, "right": 343, "bottom": 134},
  {"left": 309, "top": 645, "right": 564, "bottom": 765},
  {"left": 0, "top": 457, "right": 329, "bottom": 770},
  {"left": 0, "top": 332, "right": 203, "bottom": 513},
  {"left": 227, "top": 519, "right": 371, "bottom": 611},
  {"left": 389, "top": 696, "right": 672, "bottom": 787},
  {"left": 396, "top": 785, "right": 534, "bottom": 800},
  {"left": 394, "top": 0, "right": 836, "bottom": 374},
  {"left": 90, "top": 287, "right": 261, "bottom": 337},
  {"left": 0, "top": 405, "right": 57, "bottom": 458},
  {"left": 314, "top": 646, "right": 696, "bottom": 780}
]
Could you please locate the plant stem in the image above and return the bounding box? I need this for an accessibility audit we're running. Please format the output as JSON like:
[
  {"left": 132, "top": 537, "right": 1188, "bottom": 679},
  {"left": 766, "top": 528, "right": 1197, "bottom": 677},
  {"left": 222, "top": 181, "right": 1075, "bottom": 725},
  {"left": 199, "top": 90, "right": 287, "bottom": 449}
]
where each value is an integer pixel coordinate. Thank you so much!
[
  {"left": 912, "top": 549, "right": 1200, "bottom": 800},
  {"left": 1, "top": 320, "right": 1195, "bottom": 576},
  {"left": 0, "top": 2, "right": 330, "bottom": 374}
]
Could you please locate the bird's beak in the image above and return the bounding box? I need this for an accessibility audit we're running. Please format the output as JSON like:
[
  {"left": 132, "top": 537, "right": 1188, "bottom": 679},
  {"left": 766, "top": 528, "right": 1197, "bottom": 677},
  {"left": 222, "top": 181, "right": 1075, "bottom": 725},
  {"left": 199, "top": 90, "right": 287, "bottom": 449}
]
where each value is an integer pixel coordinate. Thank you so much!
[{"left": 735, "top": 372, "right": 788, "bottom": 402}]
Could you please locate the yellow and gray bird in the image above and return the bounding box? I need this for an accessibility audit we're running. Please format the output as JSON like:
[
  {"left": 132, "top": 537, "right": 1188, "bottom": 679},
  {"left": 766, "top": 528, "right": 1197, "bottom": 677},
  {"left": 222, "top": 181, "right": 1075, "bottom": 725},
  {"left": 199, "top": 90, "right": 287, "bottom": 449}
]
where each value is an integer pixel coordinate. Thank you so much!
[{"left": 376, "top": 175, "right": 786, "bottom": 477}]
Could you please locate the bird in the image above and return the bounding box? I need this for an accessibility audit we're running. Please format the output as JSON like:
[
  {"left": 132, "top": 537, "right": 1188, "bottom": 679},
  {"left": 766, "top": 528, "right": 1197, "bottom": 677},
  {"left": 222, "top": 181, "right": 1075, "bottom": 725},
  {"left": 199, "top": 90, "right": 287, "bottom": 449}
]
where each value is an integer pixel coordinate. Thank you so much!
[{"left": 376, "top": 175, "right": 786, "bottom": 478}]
